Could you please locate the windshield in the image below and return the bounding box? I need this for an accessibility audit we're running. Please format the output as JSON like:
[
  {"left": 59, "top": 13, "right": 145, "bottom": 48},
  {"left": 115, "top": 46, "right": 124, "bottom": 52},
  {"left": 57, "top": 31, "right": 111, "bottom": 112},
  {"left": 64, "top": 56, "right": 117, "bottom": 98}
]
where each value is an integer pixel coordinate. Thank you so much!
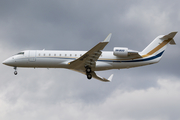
[{"left": 16, "top": 52, "right": 24, "bottom": 55}]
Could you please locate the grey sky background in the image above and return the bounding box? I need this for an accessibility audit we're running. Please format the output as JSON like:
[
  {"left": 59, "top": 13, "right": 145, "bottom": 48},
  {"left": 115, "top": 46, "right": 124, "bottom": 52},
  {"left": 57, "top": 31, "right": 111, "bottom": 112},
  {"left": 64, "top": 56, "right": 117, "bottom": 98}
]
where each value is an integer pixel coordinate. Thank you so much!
[{"left": 0, "top": 0, "right": 180, "bottom": 120}]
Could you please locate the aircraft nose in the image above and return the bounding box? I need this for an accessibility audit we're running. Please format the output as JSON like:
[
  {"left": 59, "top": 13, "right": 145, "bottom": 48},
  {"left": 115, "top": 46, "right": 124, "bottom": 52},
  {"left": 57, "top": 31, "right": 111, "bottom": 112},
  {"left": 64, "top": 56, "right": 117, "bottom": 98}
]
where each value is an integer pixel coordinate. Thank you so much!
[{"left": 2, "top": 57, "right": 15, "bottom": 66}]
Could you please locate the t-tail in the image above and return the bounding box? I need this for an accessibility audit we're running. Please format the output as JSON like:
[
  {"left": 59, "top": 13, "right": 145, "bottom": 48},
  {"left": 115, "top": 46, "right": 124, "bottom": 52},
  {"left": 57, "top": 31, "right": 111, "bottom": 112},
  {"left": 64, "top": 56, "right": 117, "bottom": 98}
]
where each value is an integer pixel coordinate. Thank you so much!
[{"left": 139, "top": 32, "right": 177, "bottom": 61}]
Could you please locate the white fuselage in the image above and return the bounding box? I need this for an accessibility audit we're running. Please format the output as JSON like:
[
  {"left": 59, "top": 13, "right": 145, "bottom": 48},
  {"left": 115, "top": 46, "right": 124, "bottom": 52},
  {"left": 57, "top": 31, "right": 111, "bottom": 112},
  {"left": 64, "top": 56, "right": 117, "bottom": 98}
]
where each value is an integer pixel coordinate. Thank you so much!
[{"left": 4, "top": 50, "right": 161, "bottom": 71}]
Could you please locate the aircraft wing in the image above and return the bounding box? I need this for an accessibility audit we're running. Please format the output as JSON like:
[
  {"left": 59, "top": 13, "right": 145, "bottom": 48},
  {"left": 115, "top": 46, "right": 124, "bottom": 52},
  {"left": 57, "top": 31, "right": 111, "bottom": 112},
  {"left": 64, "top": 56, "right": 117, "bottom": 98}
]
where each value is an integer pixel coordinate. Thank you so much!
[
  {"left": 69, "top": 33, "right": 112, "bottom": 69},
  {"left": 68, "top": 33, "right": 113, "bottom": 82}
]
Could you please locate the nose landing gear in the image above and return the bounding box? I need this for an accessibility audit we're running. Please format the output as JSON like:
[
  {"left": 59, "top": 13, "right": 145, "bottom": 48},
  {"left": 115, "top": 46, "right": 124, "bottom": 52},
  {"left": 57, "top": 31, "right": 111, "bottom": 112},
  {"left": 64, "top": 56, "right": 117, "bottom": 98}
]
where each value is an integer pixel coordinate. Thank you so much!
[
  {"left": 14, "top": 67, "right": 18, "bottom": 75},
  {"left": 14, "top": 71, "right": 17, "bottom": 75}
]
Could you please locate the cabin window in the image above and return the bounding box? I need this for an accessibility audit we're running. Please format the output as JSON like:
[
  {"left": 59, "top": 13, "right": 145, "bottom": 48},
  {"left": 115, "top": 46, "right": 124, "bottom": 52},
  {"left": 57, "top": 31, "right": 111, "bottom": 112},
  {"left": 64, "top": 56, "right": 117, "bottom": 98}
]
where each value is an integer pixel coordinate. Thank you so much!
[
  {"left": 49, "top": 54, "right": 51, "bottom": 56},
  {"left": 54, "top": 54, "right": 56, "bottom": 56},
  {"left": 39, "top": 54, "right": 40, "bottom": 56},
  {"left": 75, "top": 54, "right": 77, "bottom": 56},
  {"left": 44, "top": 54, "right": 45, "bottom": 56},
  {"left": 70, "top": 54, "right": 72, "bottom": 56},
  {"left": 59, "top": 54, "right": 61, "bottom": 56},
  {"left": 80, "top": 54, "right": 82, "bottom": 56},
  {"left": 65, "top": 54, "right": 67, "bottom": 56}
]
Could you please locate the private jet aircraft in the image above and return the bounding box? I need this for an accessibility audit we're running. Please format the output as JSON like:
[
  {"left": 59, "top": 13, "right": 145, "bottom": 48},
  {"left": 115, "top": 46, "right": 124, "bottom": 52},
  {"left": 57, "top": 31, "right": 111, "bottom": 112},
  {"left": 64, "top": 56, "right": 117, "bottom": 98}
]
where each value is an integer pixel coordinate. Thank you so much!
[{"left": 3, "top": 32, "right": 177, "bottom": 82}]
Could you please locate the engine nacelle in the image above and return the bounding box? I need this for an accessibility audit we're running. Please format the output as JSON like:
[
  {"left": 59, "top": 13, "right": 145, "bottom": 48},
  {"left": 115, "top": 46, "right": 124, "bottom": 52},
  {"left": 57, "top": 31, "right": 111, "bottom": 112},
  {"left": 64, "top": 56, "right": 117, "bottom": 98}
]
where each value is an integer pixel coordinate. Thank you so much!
[{"left": 113, "top": 47, "right": 129, "bottom": 57}]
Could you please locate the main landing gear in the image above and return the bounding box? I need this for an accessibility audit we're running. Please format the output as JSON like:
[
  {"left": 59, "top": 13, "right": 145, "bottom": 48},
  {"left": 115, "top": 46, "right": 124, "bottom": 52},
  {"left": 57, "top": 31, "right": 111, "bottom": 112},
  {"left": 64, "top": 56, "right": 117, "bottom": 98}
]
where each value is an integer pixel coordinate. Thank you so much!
[
  {"left": 86, "top": 67, "right": 91, "bottom": 73},
  {"left": 14, "top": 67, "right": 18, "bottom": 75},
  {"left": 87, "top": 73, "right": 92, "bottom": 79},
  {"left": 85, "top": 66, "right": 92, "bottom": 79}
]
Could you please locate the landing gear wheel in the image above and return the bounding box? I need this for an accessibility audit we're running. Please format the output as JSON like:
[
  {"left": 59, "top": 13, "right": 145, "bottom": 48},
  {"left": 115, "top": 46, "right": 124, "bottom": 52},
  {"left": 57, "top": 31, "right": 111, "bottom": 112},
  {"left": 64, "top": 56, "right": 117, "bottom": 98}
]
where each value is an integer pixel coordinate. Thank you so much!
[
  {"left": 86, "top": 67, "right": 91, "bottom": 73},
  {"left": 87, "top": 74, "right": 92, "bottom": 79},
  {"left": 14, "top": 71, "right": 17, "bottom": 75},
  {"left": 14, "top": 67, "right": 17, "bottom": 75}
]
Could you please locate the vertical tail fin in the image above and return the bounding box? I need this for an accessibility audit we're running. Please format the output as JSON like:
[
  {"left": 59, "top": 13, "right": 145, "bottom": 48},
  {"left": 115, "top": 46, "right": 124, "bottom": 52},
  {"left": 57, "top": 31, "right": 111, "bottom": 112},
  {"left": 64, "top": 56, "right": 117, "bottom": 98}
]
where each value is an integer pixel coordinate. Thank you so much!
[{"left": 140, "top": 32, "right": 177, "bottom": 57}]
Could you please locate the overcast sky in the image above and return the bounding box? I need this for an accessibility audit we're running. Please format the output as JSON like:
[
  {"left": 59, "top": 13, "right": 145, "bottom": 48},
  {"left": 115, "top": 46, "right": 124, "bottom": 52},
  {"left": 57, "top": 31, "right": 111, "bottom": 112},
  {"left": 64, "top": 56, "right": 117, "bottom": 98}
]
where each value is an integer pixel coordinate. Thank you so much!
[{"left": 0, "top": 0, "right": 180, "bottom": 120}]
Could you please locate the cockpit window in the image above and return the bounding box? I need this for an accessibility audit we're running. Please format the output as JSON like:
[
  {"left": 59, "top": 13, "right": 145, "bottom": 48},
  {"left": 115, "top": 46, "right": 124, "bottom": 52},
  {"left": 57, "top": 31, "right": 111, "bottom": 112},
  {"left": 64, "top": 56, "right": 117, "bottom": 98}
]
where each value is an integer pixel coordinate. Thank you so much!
[{"left": 17, "top": 52, "right": 24, "bottom": 55}]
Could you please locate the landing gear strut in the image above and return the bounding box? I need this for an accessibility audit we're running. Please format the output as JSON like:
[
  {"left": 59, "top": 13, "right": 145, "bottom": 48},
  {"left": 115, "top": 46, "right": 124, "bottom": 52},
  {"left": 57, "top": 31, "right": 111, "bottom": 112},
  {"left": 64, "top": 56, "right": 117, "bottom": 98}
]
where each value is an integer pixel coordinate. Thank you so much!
[{"left": 14, "top": 67, "right": 17, "bottom": 75}]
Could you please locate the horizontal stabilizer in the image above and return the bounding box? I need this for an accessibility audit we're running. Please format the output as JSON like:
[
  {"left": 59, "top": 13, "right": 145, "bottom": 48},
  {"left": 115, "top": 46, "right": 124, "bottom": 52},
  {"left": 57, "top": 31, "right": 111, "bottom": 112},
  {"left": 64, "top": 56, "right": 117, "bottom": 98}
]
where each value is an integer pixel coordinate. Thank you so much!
[
  {"left": 166, "top": 32, "right": 177, "bottom": 39},
  {"left": 169, "top": 39, "right": 176, "bottom": 45},
  {"left": 160, "top": 32, "right": 177, "bottom": 40},
  {"left": 160, "top": 32, "right": 177, "bottom": 45}
]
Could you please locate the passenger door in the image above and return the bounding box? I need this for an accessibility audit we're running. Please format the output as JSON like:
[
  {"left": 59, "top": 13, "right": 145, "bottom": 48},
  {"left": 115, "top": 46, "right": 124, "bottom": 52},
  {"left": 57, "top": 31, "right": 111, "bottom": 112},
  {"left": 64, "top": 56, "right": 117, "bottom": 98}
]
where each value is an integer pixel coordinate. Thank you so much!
[{"left": 29, "top": 50, "right": 36, "bottom": 62}]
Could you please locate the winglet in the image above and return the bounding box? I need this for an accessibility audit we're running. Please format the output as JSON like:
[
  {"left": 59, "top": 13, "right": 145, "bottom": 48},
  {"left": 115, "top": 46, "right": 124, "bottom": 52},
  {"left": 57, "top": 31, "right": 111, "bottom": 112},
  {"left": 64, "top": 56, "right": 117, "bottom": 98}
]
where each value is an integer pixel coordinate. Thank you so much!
[
  {"left": 103, "top": 33, "right": 112, "bottom": 42},
  {"left": 107, "top": 74, "right": 114, "bottom": 82}
]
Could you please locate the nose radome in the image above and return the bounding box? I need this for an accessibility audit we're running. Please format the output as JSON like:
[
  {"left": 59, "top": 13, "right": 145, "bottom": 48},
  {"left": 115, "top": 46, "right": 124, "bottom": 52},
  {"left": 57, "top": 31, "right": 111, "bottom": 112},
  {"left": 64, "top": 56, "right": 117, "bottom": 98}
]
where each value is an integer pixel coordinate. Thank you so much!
[
  {"left": 2, "top": 57, "right": 14, "bottom": 66},
  {"left": 2, "top": 59, "right": 8, "bottom": 65}
]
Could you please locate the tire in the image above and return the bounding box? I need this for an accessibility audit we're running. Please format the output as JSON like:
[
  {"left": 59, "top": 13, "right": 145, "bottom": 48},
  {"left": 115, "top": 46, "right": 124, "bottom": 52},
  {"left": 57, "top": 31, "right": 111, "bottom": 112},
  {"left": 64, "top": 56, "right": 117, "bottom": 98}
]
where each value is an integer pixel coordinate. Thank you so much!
[
  {"left": 86, "top": 67, "right": 91, "bottom": 73},
  {"left": 14, "top": 71, "right": 17, "bottom": 75},
  {"left": 87, "top": 74, "right": 92, "bottom": 79}
]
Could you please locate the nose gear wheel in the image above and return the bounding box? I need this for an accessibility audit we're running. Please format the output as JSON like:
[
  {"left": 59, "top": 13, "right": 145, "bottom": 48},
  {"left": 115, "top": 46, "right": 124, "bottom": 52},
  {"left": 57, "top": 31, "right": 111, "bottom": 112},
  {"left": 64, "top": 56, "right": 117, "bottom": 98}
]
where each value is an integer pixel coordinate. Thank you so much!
[
  {"left": 14, "top": 71, "right": 17, "bottom": 75},
  {"left": 14, "top": 67, "right": 18, "bottom": 75}
]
